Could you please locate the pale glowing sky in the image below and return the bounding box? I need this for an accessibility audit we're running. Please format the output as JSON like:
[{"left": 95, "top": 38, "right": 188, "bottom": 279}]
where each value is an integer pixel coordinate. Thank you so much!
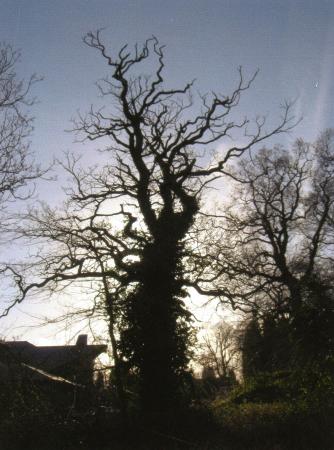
[{"left": 1, "top": 0, "right": 334, "bottom": 344}]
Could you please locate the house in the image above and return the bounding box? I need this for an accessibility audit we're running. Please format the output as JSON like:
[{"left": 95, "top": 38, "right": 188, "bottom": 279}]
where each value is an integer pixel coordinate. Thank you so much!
[{"left": 0, "top": 334, "right": 107, "bottom": 386}]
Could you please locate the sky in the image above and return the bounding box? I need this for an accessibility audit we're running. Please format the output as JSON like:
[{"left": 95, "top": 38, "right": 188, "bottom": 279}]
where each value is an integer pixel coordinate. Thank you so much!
[{"left": 0, "top": 0, "right": 334, "bottom": 344}]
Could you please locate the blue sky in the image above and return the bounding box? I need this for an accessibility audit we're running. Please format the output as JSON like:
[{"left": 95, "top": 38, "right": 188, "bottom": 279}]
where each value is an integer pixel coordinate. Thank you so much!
[
  {"left": 1, "top": 0, "right": 334, "bottom": 343},
  {"left": 2, "top": 0, "right": 334, "bottom": 159}
]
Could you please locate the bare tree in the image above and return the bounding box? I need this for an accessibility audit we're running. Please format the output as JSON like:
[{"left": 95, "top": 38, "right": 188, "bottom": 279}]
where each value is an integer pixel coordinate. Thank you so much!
[
  {"left": 0, "top": 43, "right": 42, "bottom": 219},
  {"left": 3, "top": 31, "right": 294, "bottom": 413},
  {"left": 198, "top": 321, "right": 239, "bottom": 380},
  {"left": 194, "top": 131, "right": 334, "bottom": 362}
]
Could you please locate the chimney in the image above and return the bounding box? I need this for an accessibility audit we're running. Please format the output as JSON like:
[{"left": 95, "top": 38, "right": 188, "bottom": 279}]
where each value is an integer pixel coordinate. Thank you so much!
[{"left": 76, "top": 334, "right": 88, "bottom": 346}]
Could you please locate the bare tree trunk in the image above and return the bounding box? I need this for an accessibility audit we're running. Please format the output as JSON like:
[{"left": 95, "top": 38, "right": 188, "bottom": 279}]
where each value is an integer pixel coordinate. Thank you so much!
[{"left": 106, "top": 303, "right": 128, "bottom": 421}]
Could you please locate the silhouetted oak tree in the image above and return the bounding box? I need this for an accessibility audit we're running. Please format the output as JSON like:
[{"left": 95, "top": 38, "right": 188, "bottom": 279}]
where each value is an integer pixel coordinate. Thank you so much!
[{"left": 3, "top": 32, "right": 294, "bottom": 412}]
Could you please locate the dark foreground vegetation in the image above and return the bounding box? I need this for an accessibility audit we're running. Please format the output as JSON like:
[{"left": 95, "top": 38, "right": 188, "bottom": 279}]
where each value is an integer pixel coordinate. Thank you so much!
[{"left": 1, "top": 363, "right": 334, "bottom": 450}]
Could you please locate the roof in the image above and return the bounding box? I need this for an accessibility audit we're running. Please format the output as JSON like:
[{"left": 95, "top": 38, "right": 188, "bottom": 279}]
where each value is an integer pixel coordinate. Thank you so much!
[{"left": 0, "top": 335, "right": 107, "bottom": 375}]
